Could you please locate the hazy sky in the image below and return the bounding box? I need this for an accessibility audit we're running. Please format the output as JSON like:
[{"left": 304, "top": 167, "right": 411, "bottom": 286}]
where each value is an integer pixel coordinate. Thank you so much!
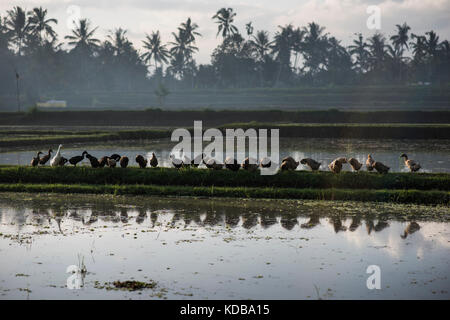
[{"left": 1, "top": 0, "right": 449, "bottom": 64}]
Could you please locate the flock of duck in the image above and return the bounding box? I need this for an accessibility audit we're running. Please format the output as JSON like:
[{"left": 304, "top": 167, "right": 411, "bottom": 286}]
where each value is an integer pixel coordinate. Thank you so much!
[{"left": 30, "top": 144, "right": 422, "bottom": 173}]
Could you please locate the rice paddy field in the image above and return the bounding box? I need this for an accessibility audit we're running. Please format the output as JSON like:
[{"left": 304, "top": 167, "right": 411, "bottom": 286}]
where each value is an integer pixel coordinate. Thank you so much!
[
  {"left": 0, "top": 193, "right": 449, "bottom": 300},
  {"left": 0, "top": 123, "right": 448, "bottom": 300}
]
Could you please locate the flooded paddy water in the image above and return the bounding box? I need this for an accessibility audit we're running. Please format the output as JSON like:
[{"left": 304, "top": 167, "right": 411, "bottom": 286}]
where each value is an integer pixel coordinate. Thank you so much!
[
  {"left": 0, "top": 138, "right": 449, "bottom": 173},
  {"left": 0, "top": 193, "right": 449, "bottom": 300}
]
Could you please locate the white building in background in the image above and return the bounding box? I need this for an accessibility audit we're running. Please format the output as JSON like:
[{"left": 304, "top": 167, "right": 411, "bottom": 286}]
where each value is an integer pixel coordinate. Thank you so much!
[{"left": 36, "top": 100, "right": 67, "bottom": 108}]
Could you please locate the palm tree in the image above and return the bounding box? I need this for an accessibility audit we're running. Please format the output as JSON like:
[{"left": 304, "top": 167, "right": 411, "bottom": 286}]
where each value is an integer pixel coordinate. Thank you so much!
[
  {"left": 367, "top": 32, "right": 387, "bottom": 73},
  {"left": 28, "top": 7, "right": 57, "bottom": 44},
  {"left": 302, "top": 22, "right": 328, "bottom": 76},
  {"left": 0, "top": 15, "right": 10, "bottom": 51},
  {"left": 291, "top": 27, "right": 305, "bottom": 71},
  {"left": 386, "top": 44, "right": 408, "bottom": 82},
  {"left": 439, "top": 40, "right": 450, "bottom": 60},
  {"left": 5, "top": 6, "right": 30, "bottom": 113},
  {"left": 250, "top": 30, "right": 273, "bottom": 86},
  {"left": 212, "top": 8, "right": 238, "bottom": 39},
  {"left": 326, "top": 37, "right": 354, "bottom": 84},
  {"left": 170, "top": 29, "right": 199, "bottom": 62},
  {"left": 423, "top": 30, "right": 440, "bottom": 82},
  {"left": 251, "top": 30, "right": 273, "bottom": 61},
  {"left": 166, "top": 19, "right": 201, "bottom": 81},
  {"left": 390, "top": 23, "right": 410, "bottom": 53},
  {"left": 178, "top": 18, "right": 201, "bottom": 44},
  {"left": 142, "top": 31, "right": 170, "bottom": 70},
  {"left": 348, "top": 33, "right": 370, "bottom": 74},
  {"left": 410, "top": 33, "right": 427, "bottom": 62},
  {"left": 64, "top": 18, "right": 100, "bottom": 53},
  {"left": 107, "top": 28, "right": 130, "bottom": 56},
  {"left": 5, "top": 6, "right": 30, "bottom": 56},
  {"left": 389, "top": 23, "right": 410, "bottom": 81},
  {"left": 271, "top": 24, "right": 295, "bottom": 84},
  {"left": 424, "top": 30, "right": 439, "bottom": 57},
  {"left": 245, "top": 22, "right": 254, "bottom": 37}
]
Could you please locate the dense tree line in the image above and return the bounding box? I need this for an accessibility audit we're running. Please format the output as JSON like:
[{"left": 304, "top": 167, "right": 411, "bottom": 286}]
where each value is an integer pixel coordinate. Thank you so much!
[{"left": 0, "top": 6, "right": 449, "bottom": 106}]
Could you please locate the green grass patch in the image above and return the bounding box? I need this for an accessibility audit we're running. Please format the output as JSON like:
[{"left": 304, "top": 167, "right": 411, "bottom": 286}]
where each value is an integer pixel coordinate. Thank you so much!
[
  {"left": 0, "top": 183, "right": 447, "bottom": 205},
  {"left": 0, "top": 166, "right": 449, "bottom": 191},
  {"left": 0, "top": 129, "right": 169, "bottom": 148},
  {"left": 1, "top": 122, "right": 449, "bottom": 148}
]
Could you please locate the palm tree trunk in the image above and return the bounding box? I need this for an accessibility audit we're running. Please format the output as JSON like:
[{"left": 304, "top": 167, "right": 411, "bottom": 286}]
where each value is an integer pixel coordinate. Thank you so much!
[
  {"left": 15, "top": 69, "right": 21, "bottom": 113},
  {"left": 15, "top": 38, "right": 23, "bottom": 113},
  {"left": 275, "top": 61, "right": 282, "bottom": 87},
  {"left": 294, "top": 52, "right": 299, "bottom": 71}
]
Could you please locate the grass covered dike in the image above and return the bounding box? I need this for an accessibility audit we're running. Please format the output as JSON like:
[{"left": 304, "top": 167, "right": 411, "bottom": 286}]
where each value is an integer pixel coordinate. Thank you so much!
[
  {"left": 0, "top": 183, "right": 447, "bottom": 205},
  {"left": 0, "top": 166, "right": 448, "bottom": 191},
  {"left": 1, "top": 123, "right": 449, "bottom": 148},
  {"left": 2, "top": 109, "right": 450, "bottom": 126},
  {"left": 0, "top": 129, "right": 169, "bottom": 148},
  {"left": 0, "top": 166, "right": 448, "bottom": 205}
]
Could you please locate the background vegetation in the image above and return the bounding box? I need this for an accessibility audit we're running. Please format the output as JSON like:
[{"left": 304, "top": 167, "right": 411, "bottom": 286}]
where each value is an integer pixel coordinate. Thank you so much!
[
  {"left": 1, "top": 122, "right": 449, "bottom": 148},
  {"left": 1, "top": 109, "right": 450, "bottom": 126},
  {"left": 0, "top": 6, "right": 449, "bottom": 111}
]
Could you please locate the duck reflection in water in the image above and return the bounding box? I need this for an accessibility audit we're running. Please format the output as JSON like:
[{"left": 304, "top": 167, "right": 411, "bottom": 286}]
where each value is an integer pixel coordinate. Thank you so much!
[
  {"left": 281, "top": 215, "right": 298, "bottom": 230},
  {"left": 242, "top": 213, "right": 258, "bottom": 229},
  {"left": 366, "top": 219, "right": 375, "bottom": 235},
  {"left": 170, "top": 213, "right": 182, "bottom": 227},
  {"left": 365, "top": 218, "right": 390, "bottom": 234},
  {"left": 136, "top": 209, "right": 147, "bottom": 224},
  {"left": 192, "top": 212, "right": 203, "bottom": 227},
  {"left": 374, "top": 220, "right": 389, "bottom": 232},
  {"left": 182, "top": 212, "right": 193, "bottom": 227},
  {"left": 204, "top": 211, "right": 223, "bottom": 226},
  {"left": 349, "top": 216, "right": 362, "bottom": 232},
  {"left": 301, "top": 214, "right": 320, "bottom": 229},
  {"left": 330, "top": 216, "right": 347, "bottom": 233},
  {"left": 82, "top": 210, "right": 98, "bottom": 225},
  {"left": 4, "top": 203, "right": 429, "bottom": 239},
  {"left": 50, "top": 214, "right": 64, "bottom": 234},
  {"left": 120, "top": 209, "right": 128, "bottom": 224},
  {"left": 67, "top": 210, "right": 80, "bottom": 221},
  {"left": 225, "top": 214, "right": 240, "bottom": 228},
  {"left": 30, "top": 208, "right": 50, "bottom": 226},
  {"left": 150, "top": 212, "right": 158, "bottom": 227},
  {"left": 260, "top": 213, "right": 278, "bottom": 229},
  {"left": 401, "top": 222, "right": 421, "bottom": 239}
]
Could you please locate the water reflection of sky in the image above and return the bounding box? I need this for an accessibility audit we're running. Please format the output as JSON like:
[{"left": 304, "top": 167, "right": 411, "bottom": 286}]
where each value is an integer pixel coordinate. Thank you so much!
[
  {"left": 0, "top": 138, "right": 449, "bottom": 172},
  {"left": 0, "top": 196, "right": 449, "bottom": 300}
]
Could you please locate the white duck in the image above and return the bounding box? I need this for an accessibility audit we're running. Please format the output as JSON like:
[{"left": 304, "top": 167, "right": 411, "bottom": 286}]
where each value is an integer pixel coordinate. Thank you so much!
[
  {"left": 182, "top": 154, "right": 192, "bottom": 168},
  {"left": 169, "top": 154, "right": 183, "bottom": 169},
  {"left": 50, "top": 144, "right": 63, "bottom": 167}
]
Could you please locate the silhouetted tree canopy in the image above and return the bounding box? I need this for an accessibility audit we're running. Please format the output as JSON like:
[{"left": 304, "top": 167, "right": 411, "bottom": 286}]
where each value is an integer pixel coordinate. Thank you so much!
[{"left": 0, "top": 6, "right": 449, "bottom": 110}]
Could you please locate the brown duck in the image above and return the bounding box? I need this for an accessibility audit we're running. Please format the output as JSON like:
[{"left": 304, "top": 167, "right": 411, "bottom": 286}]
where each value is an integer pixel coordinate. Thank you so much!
[
  {"left": 225, "top": 157, "right": 240, "bottom": 171},
  {"left": 366, "top": 154, "right": 375, "bottom": 171},
  {"left": 119, "top": 156, "right": 129, "bottom": 168},
  {"left": 373, "top": 161, "right": 390, "bottom": 174},
  {"left": 39, "top": 149, "right": 53, "bottom": 165},
  {"left": 281, "top": 156, "right": 299, "bottom": 170},
  {"left": 328, "top": 157, "right": 347, "bottom": 173},
  {"left": 135, "top": 155, "right": 148, "bottom": 168},
  {"left": 348, "top": 158, "right": 362, "bottom": 171},
  {"left": 31, "top": 151, "right": 43, "bottom": 167},
  {"left": 242, "top": 157, "right": 259, "bottom": 171},
  {"left": 149, "top": 153, "right": 158, "bottom": 167},
  {"left": 400, "top": 154, "right": 421, "bottom": 172},
  {"left": 300, "top": 158, "right": 321, "bottom": 171}
]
